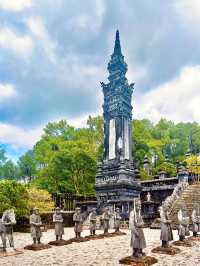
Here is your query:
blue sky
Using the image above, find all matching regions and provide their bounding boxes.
[0,0,200,160]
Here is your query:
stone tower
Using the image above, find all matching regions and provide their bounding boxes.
[95,30,141,217]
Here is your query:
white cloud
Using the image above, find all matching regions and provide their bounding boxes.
[26,16,57,62]
[0,27,33,57]
[0,84,16,101]
[0,0,33,12]
[134,65,200,123]
[127,66,148,83]
[174,0,200,30]
[0,123,42,149]
[68,0,105,32]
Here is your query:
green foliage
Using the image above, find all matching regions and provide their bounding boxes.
[1,117,200,195]
[154,162,177,177]
[140,169,152,181]
[18,150,37,181]
[32,119,98,194]
[0,147,19,180]
[0,180,54,217]
[133,119,200,167]
[0,180,29,217]
[27,187,55,213]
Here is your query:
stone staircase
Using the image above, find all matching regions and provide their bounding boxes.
[168,182,200,225]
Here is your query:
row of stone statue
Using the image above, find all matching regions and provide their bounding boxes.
[129,199,200,258]
[73,206,121,237]
[1,201,200,257]
[0,206,121,252]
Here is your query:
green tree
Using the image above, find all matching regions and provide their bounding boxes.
[1,160,19,180]
[0,180,29,217]
[18,150,37,182]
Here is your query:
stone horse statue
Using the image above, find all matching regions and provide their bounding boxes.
[0,209,16,251]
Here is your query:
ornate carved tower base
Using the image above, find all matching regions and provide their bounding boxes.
[95,30,141,217]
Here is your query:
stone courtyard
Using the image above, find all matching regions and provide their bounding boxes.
[1,228,200,266]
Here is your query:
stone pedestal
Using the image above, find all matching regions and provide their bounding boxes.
[96,160,141,218]
[24,243,51,251]
[151,246,181,255]
[119,255,158,265]
[48,239,72,246]
[172,239,194,247]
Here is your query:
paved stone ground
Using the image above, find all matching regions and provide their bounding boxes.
[0,228,200,266]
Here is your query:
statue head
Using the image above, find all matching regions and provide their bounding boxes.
[55,207,61,214]
[161,201,169,213]
[104,207,109,213]
[134,198,141,212]
[75,207,80,214]
[32,207,39,215]
[194,203,200,215]
[3,209,16,224]
[92,208,96,213]
[181,203,187,216]
[116,207,120,213]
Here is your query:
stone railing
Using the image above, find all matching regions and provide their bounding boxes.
[162,181,189,214]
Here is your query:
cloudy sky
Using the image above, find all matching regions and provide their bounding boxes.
[0,0,200,160]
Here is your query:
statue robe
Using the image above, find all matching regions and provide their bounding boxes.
[73,213,82,233]
[114,212,121,229]
[89,212,97,231]
[0,218,6,248]
[0,211,16,248]
[129,210,146,249]
[30,214,42,239]
[53,213,64,237]
[178,209,189,237]
[160,208,173,242]
[102,212,110,231]
[192,209,200,233]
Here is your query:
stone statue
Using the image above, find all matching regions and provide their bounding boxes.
[178,205,190,241]
[53,207,64,241]
[129,199,146,257]
[114,208,121,232]
[0,219,6,252]
[102,207,110,234]
[146,192,151,202]
[88,208,97,236]
[159,203,173,248]
[73,207,82,238]
[0,209,16,251]
[30,208,42,244]
[192,203,200,237]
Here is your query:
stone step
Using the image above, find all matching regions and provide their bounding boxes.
[168,183,200,224]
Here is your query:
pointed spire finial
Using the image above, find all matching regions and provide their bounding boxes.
[114,29,122,55]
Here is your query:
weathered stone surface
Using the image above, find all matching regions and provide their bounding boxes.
[24,243,51,251]
[151,245,181,255]
[119,255,157,265]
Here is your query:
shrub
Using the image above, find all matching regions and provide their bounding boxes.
[27,187,55,213]
[0,180,55,218]
[0,180,29,217]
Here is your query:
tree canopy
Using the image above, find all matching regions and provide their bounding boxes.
[1,117,200,194]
